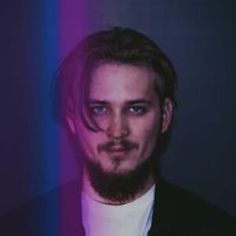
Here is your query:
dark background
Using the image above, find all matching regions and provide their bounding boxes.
[1,0,236,216]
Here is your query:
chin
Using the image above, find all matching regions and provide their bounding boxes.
[84,155,155,202]
[102,158,140,174]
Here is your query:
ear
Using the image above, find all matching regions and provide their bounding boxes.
[66,115,76,134]
[161,98,174,134]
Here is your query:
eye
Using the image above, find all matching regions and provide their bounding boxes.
[89,105,108,116]
[127,105,148,115]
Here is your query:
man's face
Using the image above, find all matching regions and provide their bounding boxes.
[69,63,173,175]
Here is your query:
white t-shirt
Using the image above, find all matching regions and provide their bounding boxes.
[81,185,155,236]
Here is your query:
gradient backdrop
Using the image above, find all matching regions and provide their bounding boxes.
[1,0,236,221]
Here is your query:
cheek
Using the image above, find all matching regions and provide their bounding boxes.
[72,119,107,160]
[77,126,105,157]
[133,111,161,136]
[143,126,160,148]
[81,131,96,146]
[132,117,161,154]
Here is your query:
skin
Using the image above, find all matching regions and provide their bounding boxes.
[67,63,173,204]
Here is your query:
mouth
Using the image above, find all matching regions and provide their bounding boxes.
[97,140,138,154]
[107,145,131,154]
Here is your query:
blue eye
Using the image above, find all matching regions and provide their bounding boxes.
[128,106,147,115]
[90,106,108,115]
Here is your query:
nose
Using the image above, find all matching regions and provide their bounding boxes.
[106,114,129,139]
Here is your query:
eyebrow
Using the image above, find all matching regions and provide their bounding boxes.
[88,99,152,105]
[88,100,110,105]
[125,99,152,106]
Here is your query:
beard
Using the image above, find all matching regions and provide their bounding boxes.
[84,152,156,203]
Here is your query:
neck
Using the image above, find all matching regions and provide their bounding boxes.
[82,169,155,205]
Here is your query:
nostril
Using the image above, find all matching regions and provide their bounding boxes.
[106,122,129,139]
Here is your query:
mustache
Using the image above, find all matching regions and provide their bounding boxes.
[97,139,138,153]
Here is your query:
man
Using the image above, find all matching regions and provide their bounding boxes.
[58,26,175,236]
[0,27,234,236]
[54,27,235,235]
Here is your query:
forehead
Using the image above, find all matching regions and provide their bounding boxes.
[89,63,159,102]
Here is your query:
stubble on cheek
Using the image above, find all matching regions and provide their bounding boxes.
[140,125,161,160]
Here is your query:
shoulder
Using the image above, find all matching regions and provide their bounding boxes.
[151,179,236,235]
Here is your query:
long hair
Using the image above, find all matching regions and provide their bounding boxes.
[52,26,177,133]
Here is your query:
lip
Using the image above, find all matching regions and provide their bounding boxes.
[107,146,130,153]
[109,148,127,152]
